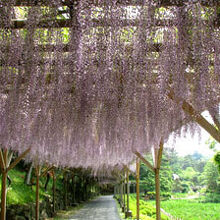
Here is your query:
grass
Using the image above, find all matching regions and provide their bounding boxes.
[149,198,220,220]
[0,167,59,205]
[171,192,197,199]
[117,194,169,220]
[117,193,220,220]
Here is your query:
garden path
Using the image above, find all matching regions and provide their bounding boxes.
[68,195,120,220]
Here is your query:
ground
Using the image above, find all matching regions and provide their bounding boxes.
[67,195,120,220]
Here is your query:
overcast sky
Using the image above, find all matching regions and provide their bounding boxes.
[165,111,220,158]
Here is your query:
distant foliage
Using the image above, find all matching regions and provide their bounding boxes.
[214,152,220,173]
[0,1,219,171]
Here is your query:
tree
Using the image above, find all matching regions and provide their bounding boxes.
[139,150,173,193]
[201,160,220,193]
[214,152,220,173]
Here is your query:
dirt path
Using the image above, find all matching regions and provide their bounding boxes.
[67,195,120,220]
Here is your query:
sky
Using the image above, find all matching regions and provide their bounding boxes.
[165,111,220,158]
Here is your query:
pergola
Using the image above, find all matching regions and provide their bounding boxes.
[0,0,220,219]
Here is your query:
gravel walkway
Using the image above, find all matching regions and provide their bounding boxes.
[68,195,121,220]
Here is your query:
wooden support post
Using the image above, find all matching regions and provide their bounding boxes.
[35,165,40,220]
[1,170,7,220]
[120,182,124,210]
[155,167,161,220]
[1,149,8,220]
[125,168,132,218]
[154,139,164,220]
[72,175,76,204]
[52,170,56,214]
[0,148,30,220]
[126,169,129,211]
[136,157,140,220]
[64,172,67,210]
[123,177,126,212]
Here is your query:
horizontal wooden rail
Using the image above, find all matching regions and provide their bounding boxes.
[0,43,164,53]
[1,18,218,30]
[13,0,220,7]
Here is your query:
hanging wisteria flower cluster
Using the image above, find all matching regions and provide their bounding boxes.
[0,0,219,171]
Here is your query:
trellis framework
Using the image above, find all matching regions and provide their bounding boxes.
[0,0,220,219]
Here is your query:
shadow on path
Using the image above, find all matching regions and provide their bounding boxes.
[69,195,120,220]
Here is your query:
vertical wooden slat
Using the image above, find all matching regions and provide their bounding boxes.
[136,158,140,220]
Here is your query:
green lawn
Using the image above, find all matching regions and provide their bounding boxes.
[149,198,220,220]
[0,168,57,205]
[119,193,220,220]
[119,194,169,220]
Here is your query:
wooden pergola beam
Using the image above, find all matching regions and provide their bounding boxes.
[168,90,220,143]
[0,149,6,171]
[40,166,54,178]
[0,43,164,53]
[7,148,31,172]
[2,18,176,30]
[134,151,154,172]
[13,0,220,7]
[1,18,218,30]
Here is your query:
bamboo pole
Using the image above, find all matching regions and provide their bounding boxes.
[35,165,40,220]
[136,158,140,220]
